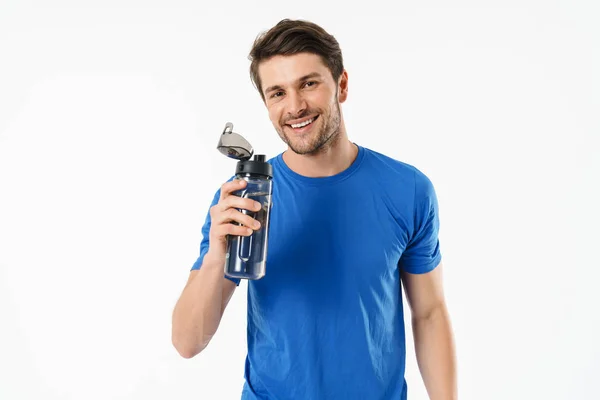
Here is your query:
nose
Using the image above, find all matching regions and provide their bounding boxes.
[286,90,307,118]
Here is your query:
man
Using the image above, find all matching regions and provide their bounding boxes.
[172,19,457,400]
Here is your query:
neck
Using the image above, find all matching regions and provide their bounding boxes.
[282,122,358,178]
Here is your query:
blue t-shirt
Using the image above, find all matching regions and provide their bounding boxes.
[191,144,442,400]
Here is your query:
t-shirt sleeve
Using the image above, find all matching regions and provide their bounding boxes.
[191,180,241,286]
[398,168,443,274]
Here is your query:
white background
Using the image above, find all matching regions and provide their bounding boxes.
[1,1,598,399]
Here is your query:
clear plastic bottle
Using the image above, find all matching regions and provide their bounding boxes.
[224,154,273,280]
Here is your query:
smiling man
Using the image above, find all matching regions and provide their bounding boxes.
[172,19,457,400]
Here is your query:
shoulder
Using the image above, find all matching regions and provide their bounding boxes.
[361,146,433,187]
[360,146,438,212]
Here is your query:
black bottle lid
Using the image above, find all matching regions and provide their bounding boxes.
[236,154,273,178]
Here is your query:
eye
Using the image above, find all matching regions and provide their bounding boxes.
[304,81,317,88]
[270,91,284,99]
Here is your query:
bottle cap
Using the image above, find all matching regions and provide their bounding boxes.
[236,154,273,178]
[217,122,254,160]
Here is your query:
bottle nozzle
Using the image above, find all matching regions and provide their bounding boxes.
[217,122,253,160]
[254,154,266,163]
[223,122,234,134]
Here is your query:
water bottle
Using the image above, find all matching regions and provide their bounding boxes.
[217,122,273,280]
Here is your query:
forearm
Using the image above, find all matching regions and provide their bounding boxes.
[171,253,226,358]
[412,305,457,400]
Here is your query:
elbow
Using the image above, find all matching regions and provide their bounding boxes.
[177,346,202,359]
[172,334,207,359]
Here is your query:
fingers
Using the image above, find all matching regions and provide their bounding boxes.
[214,207,261,230]
[213,220,255,238]
[209,206,260,239]
[210,179,264,242]
[219,178,246,202]
[220,194,262,214]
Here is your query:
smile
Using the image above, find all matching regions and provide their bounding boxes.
[287,115,319,131]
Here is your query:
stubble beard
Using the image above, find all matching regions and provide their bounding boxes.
[276,96,342,156]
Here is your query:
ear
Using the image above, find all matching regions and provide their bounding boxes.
[337,70,349,103]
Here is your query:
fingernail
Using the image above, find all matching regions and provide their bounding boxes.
[254,221,261,229]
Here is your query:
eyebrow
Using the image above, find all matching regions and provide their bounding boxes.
[264,72,323,96]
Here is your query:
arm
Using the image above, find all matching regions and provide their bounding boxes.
[171,178,262,359]
[171,253,237,359]
[402,262,457,400]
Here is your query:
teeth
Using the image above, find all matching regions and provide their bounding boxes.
[291,117,314,128]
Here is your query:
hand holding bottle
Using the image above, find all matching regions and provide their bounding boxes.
[205,179,263,262]
[216,122,274,280]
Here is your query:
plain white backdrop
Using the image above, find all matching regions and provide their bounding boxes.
[1,1,598,399]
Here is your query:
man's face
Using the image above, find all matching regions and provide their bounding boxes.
[258,53,347,155]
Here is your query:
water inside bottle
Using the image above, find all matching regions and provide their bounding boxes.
[225,190,271,279]
[238,192,270,261]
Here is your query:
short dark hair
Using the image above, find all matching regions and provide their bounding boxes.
[248,19,344,101]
